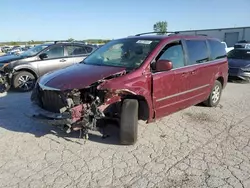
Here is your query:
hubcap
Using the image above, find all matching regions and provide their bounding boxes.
[212,85,220,103]
[18,75,34,90]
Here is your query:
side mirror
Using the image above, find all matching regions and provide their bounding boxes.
[155,59,173,72]
[39,53,48,60]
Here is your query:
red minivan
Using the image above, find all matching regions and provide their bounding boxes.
[31,32,228,145]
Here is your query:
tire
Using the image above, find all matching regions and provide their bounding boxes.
[204,80,222,107]
[13,71,36,92]
[120,99,139,145]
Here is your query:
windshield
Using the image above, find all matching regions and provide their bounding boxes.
[20,44,49,57]
[83,38,160,69]
[227,49,250,60]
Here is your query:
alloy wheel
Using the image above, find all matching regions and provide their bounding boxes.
[18,75,34,91]
[211,85,220,104]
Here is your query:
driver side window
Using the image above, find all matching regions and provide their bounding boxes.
[43,46,64,59]
[156,41,185,69]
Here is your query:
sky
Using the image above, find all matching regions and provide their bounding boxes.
[1,0,250,41]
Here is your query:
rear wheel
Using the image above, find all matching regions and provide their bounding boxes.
[120,99,138,145]
[13,71,36,92]
[204,80,222,107]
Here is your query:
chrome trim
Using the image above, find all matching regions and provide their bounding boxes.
[38,83,60,91]
[159,92,206,109]
[152,58,226,75]
[156,84,210,102]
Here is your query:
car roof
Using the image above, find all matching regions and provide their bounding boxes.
[40,42,96,48]
[231,48,250,51]
[125,34,220,42]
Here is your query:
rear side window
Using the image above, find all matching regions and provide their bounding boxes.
[185,40,209,65]
[208,40,227,60]
[66,45,87,56]
[85,46,93,53]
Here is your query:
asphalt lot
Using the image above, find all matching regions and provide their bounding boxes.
[0,82,250,188]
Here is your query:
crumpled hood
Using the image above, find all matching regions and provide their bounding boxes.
[39,63,126,90]
[228,58,250,68]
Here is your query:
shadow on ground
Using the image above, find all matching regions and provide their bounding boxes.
[0,91,121,145]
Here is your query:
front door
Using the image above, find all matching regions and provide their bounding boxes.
[152,40,190,119]
[37,45,71,76]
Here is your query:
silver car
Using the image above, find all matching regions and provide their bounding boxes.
[2,42,96,92]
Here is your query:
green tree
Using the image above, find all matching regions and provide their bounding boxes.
[153,21,168,34]
[67,38,74,42]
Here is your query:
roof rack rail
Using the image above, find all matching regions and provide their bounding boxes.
[135,31,179,36]
[196,34,207,36]
[54,40,86,44]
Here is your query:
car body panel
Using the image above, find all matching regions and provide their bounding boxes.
[228,59,250,79]
[228,49,250,79]
[31,34,228,134]
[0,55,25,67]
[39,63,126,90]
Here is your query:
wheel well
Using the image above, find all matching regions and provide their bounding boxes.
[123,95,149,121]
[217,76,224,87]
[15,69,38,79]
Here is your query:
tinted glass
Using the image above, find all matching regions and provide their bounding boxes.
[85,46,93,53]
[227,49,250,60]
[66,45,87,55]
[186,40,209,65]
[83,38,160,69]
[158,43,185,69]
[21,44,49,57]
[44,46,64,58]
[208,40,227,60]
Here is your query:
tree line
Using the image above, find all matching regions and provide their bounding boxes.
[0,39,111,46]
[1,21,167,46]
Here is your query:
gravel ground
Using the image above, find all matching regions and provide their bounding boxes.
[0,82,250,188]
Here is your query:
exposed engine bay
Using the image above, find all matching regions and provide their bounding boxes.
[31,72,128,140]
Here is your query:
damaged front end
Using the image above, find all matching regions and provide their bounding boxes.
[31,74,126,139]
[0,70,10,93]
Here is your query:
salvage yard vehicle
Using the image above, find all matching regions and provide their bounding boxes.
[234,40,250,49]
[1,41,96,92]
[228,48,250,81]
[31,32,228,145]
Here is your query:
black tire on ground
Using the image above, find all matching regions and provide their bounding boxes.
[13,71,36,92]
[204,80,222,107]
[120,99,139,145]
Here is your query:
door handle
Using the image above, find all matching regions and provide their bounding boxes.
[60,59,66,62]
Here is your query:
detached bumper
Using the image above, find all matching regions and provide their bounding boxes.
[31,102,82,126]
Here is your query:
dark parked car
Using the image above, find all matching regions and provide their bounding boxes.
[228,48,250,80]
[1,42,96,91]
[234,40,250,49]
[31,32,228,145]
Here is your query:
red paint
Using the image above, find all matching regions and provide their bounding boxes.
[39,64,126,90]
[39,34,228,123]
[71,104,85,122]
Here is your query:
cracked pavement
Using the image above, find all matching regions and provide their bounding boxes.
[0,82,250,188]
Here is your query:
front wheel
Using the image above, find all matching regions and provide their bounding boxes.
[120,99,139,145]
[13,71,36,92]
[204,80,222,107]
